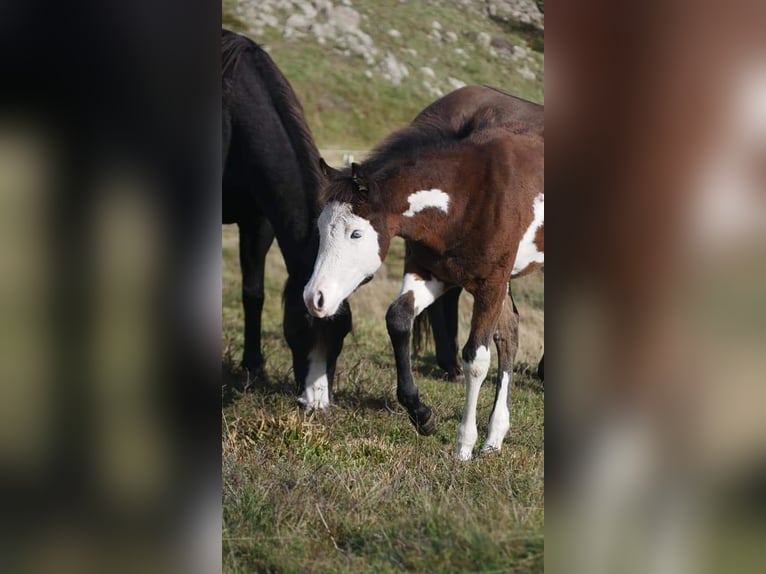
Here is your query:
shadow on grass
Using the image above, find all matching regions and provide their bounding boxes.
[412,354,544,392]
[222,357,296,408]
[412,354,461,383]
[333,388,392,413]
[514,361,545,393]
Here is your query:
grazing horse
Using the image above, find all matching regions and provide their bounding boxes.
[408,87,544,381]
[304,86,544,459]
[222,29,351,407]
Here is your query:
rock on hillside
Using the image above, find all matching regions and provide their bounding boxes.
[229,0,544,97]
[487,1,544,30]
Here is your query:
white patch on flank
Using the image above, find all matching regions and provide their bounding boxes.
[304,202,382,318]
[482,371,511,454]
[512,193,544,276]
[690,62,766,254]
[402,189,450,217]
[297,349,330,410]
[398,273,447,315]
[456,345,491,461]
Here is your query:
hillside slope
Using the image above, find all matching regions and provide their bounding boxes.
[223,0,544,149]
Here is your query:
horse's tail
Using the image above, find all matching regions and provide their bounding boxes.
[412,310,431,357]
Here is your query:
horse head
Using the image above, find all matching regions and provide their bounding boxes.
[304,160,393,318]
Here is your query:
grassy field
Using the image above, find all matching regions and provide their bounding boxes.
[222,229,544,573]
[222,3,544,571]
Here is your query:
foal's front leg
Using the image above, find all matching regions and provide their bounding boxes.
[386,270,447,435]
[456,286,507,460]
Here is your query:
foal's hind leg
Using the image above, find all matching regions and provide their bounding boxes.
[456,285,507,460]
[482,294,520,454]
[428,288,462,380]
[387,268,448,435]
[239,218,275,380]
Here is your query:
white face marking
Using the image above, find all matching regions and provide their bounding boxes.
[512,193,544,276]
[456,345,491,461]
[398,273,446,315]
[297,349,330,410]
[482,371,511,454]
[402,188,450,217]
[304,202,382,318]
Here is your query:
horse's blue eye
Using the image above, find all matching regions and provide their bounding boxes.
[350,230,362,239]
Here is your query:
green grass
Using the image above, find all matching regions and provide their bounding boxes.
[223,0,544,149]
[223,229,544,573]
[222,4,544,571]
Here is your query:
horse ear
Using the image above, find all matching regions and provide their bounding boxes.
[319,157,339,178]
[351,162,368,193]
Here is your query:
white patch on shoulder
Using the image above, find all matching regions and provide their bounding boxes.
[398,273,447,315]
[512,193,544,276]
[402,189,450,217]
[297,349,330,410]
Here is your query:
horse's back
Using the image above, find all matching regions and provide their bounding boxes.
[414,85,543,136]
[222,30,269,223]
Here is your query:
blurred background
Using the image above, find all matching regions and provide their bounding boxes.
[547,2,766,573]
[1,1,765,573]
[0,2,220,573]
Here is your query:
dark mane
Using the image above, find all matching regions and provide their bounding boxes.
[366,105,536,174]
[364,115,473,174]
[320,108,528,206]
[221,29,250,79]
[222,29,324,200]
[319,167,365,206]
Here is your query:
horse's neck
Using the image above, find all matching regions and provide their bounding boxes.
[266,173,323,286]
[273,132,324,271]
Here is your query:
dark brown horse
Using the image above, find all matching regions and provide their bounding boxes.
[222,30,352,407]
[304,86,544,460]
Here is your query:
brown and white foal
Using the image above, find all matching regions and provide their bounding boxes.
[304,110,543,460]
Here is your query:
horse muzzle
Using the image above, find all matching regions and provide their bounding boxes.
[304,287,328,318]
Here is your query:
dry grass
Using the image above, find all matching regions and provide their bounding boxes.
[222,1,545,568]
[222,226,544,573]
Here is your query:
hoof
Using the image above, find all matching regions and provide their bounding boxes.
[409,407,436,436]
[456,446,474,461]
[297,385,331,412]
[297,397,331,413]
[443,369,461,383]
[439,362,462,382]
[480,444,501,456]
[244,364,267,385]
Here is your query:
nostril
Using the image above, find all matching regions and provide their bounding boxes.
[316,291,324,309]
